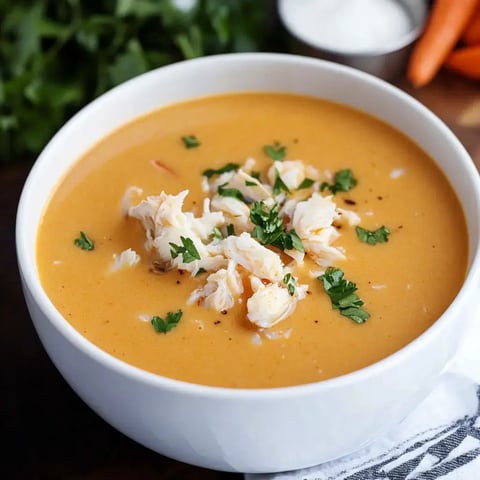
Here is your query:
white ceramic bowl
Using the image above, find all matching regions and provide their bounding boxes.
[16,53,480,474]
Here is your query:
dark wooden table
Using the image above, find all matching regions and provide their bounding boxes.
[2,70,479,479]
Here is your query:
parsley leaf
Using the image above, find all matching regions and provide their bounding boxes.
[283,273,296,296]
[181,135,200,149]
[263,142,286,161]
[320,169,357,194]
[356,225,391,245]
[74,231,94,251]
[318,267,370,324]
[169,236,201,263]
[202,162,239,178]
[245,180,258,187]
[297,178,315,190]
[195,268,207,276]
[227,224,235,236]
[151,310,182,334]
[250,201,304,253]
[272,170,290,196]
[218,184,246,202]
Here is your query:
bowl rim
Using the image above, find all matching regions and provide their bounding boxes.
[277,0,428,57]
[16,51,480,400]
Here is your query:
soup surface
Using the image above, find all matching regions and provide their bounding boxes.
[37,93,468,388]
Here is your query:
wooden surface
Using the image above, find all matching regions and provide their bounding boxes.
[2,70,479,479]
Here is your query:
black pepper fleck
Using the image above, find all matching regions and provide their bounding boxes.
[344,198,356,205]
[214,320,221,325]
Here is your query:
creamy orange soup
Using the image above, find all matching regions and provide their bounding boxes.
[36,93,468,388]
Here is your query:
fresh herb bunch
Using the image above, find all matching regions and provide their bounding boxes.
[0,0,281,163]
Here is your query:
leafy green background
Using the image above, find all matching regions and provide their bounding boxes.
[0,0,286,164]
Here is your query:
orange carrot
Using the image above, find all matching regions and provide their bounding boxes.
[462,2,480,45]
[407,0,477,87]
[444,44,480,79]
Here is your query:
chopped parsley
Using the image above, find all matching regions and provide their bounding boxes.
[218,184,246,202]
[151,310,183,334]
[202,162,239,178]
[356,225,391,245]
[245,180,258,187]
[320,169,357,194]
[272,170,290,196]
[227,224,235,236]
[169,236,201,263]
[297,178,315,190]
[181,135,200,149]
[211,227,223,240]
[263,142,286,161]
[283,273,296,296]
[74,231,94,251]
[250,201,304,253]
[250,171,262,181]
[318,267,370,324]
[195,268,207,277]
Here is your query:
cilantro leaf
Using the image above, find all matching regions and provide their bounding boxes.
[355,226,390,245]
[169,236,201,263]
[297,178,315,190]
[181,135,200,149]
[318,267,370,324]
[250,201,304,253]
[151,309,183,334]
[263,142,286,161]
[202,162,239,178]
[320,169,357,194]
[74,231,95,251]
[283,273,296,296]
[218,184,246,202]
[272,169,290,196]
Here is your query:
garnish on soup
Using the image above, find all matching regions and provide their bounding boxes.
[263,142,286,161]
[74,231,95,251]
[151,310,183,333]
[128,155,363,329]
[318,267,370,324]
[355,225,391,245]
[181,135,200,149]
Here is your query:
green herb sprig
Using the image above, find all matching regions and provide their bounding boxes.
[283,273,296,296]
[74,231,94,251]
[264,142,286,161]
[250,201,304,253]
[320,169,357,194]
[151,310,182,334]
[181,135,200,148]
[356,226,391,245]
[318,267,370,324]
[218,184,246,202]
[169,236,201,263]
[1,1,278,164]
[202,163,239,178]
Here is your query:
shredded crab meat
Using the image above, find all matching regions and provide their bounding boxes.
[267,160,319,191]
[222,232,284,282]
[188,260,243,311]
[129,156,360,329]
[246,276,305,329]
[210,195,252,233]
[121,186,144,216]
[110,248,141,272]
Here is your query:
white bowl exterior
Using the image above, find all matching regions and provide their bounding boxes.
[17,54,480,473]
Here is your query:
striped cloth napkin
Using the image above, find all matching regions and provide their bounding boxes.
[246,318,480,480]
